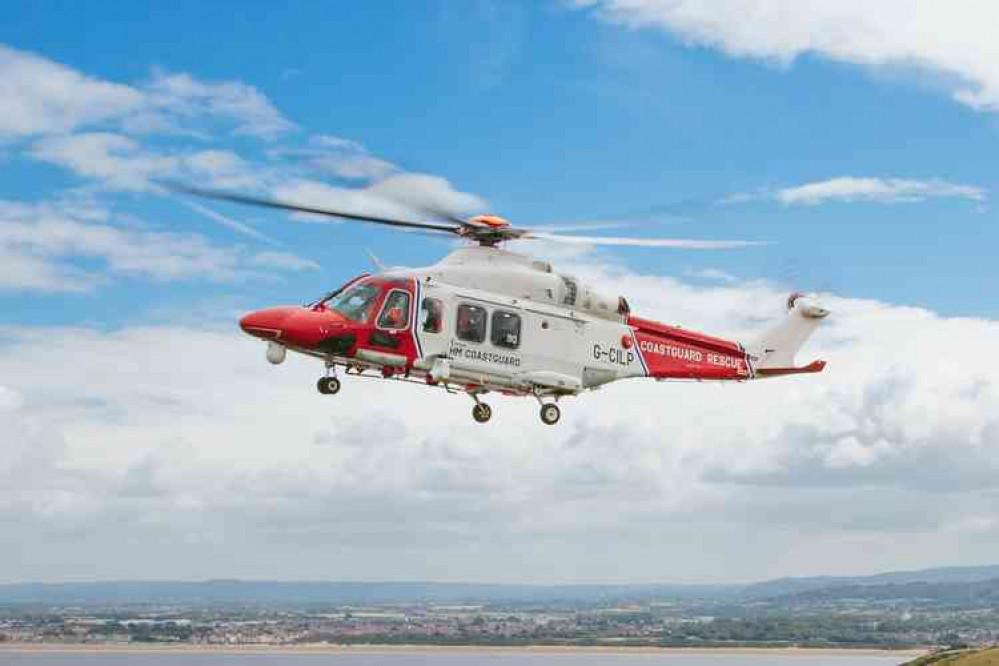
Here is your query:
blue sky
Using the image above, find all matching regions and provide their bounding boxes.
[2,1,997,326]
[3,2,999,583]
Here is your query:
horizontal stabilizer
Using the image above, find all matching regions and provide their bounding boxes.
[755,360,826,377]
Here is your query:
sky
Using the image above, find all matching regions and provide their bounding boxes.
[1,0,998,584]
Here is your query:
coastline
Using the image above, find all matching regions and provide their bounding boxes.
[0,642,930,657]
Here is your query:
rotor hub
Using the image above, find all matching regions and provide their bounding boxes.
[468,214,510,229]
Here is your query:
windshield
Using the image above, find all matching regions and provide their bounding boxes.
[322,282,381,322]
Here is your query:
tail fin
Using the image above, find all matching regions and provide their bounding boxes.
[747,293,829,377]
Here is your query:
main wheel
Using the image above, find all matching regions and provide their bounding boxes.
[540,403,561,425]
[472,402,492,423]
[317,376,341,395]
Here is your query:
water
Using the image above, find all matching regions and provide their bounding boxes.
[0,650,915,666]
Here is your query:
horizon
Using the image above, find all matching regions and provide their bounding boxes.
[6,562,999,588]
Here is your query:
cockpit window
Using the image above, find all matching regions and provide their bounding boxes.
[323,282,381,322]
[377,290,411,330]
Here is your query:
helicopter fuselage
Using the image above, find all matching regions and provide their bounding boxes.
[238,247,828,424]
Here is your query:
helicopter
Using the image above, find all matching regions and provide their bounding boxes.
[175,185,829,425]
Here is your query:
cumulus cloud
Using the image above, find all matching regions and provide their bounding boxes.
[4,38,994,583]
[0,199,316,291]
[684,268,737,282]
[299,134,399,182]
[29,133,267,192]
[1,44,488,297]
[0,44,144,138]
[144,69,295,140]
[575,1,999,113]
[0,44,294,141]
[273,172,487,223]
[0,247,102,293]
[30,133,177,191]
[3,42,480,245]
[720,176,986,207]
[1,261,997,581]
[776,177,986,206]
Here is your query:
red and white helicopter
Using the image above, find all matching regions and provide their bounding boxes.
[179,186,829,425]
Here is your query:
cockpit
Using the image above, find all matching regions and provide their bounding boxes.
[321,281,382,322]
[312,277,412,328]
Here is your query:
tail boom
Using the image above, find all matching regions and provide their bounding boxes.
[627,293,829,382]
[628,316,753,381]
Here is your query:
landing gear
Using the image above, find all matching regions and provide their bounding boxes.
[318,361,341,396]
[317,376,341,395]
[472,402,492,424]
[540,403,561,426]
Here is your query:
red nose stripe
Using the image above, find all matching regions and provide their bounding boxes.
[239,307,296,340]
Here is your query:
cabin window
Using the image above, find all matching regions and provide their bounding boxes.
[377,290,411,330]
[491,311,521,349]
[456,304,487,343]
[420,297,443,334]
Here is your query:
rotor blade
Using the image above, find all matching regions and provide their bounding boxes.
[166,183,461,235]
[522,221,634,233]
[523,232,765,249]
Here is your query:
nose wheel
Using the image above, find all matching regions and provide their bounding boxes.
[540,403,561,425]
[472,402,492,424]
[317,376,341,395]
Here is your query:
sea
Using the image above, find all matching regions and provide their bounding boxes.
[0,651,918,666]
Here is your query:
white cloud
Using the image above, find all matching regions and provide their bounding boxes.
[576,1,999,113]
[2,43,484,257]
[30,133,177,191]
[1,260,997,581]
[30,133,267,192]
[719,176,986,207]
[0,247,102,293]
[273,172,487,223]
[0,44,294,141]
[266,134,400,183]
[776,177,986,206]
[144,69,295,140]
[315,153,398,182]
[366,172,487,217]
[309,135,365,151]
[251,250,320,272]
[0,199,316,291]
[0,44,144,138]
[684,267,737,282]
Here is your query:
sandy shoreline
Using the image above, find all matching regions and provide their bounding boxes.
[0,642,930,657]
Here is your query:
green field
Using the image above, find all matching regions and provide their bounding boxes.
[906,648,999,665]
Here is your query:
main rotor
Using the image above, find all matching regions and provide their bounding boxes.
[168,184,762,250]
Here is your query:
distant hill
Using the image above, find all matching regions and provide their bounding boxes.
[783,578,999,606]
[743,565,999,599]
[3,564,998,606]
[0,580,738,605]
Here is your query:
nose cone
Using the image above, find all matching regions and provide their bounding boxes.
[239,307,297,340]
